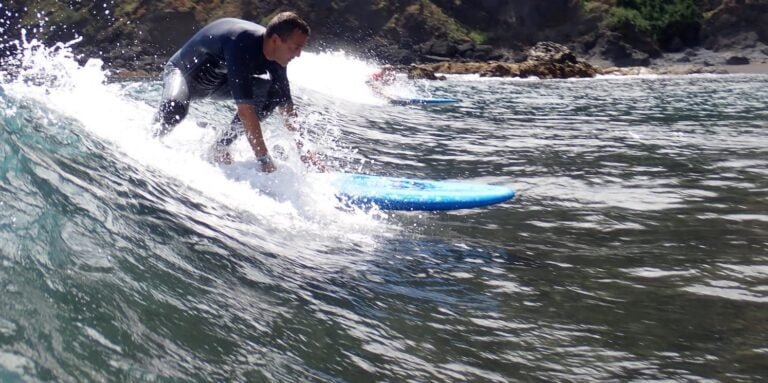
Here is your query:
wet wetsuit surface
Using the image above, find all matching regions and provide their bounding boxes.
[168,17,292,107]
[155,18,295,144]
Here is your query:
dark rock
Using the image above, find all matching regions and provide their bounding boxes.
[110,69,153,80]
[457,42,475,57]
[517,60,598,79]
[390,49,417,65]
[479,63,515,77]
[706,32,759,51]
[112,59,127,69]
[607,19,662,58]
[399,38,415,50]
[475,45,494,55]
[701,2,768,51]
[526,42,577,64]
[511,52,528,63]
[420,55,453,63]
[406,66,446,80]
[600,36,651,67]
[427,40,458,57]
[414,62,491,75]
[143,11,199,56]
[413,43,598,79]
[364,37,415,64]
[467,45,494,60]
[663,37,686,53]
[725,56,750,65]
[487,50,507,62]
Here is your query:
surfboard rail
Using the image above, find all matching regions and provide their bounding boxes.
[389,97,460,106]
[330,173,515,211]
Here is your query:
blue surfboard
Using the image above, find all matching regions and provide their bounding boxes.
[330,173,515,211]
[389,97,460,106]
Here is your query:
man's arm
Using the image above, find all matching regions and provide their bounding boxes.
[237,103,276,173]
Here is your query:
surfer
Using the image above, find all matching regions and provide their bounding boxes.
[153,13,323,172]
[366,64,397,98]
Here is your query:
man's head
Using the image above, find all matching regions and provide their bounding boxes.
[264,12,310,67]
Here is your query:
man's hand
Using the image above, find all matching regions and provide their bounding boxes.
[261,160,277,173]
[300,150,327,172]
[257,153,276,173]
[278,104,327,172]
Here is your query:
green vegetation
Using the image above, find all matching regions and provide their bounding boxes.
[468,30,489,45]
[379,0,473,43]
[601,0,702,47]
[603,6,652,34]
[581,0,609,14]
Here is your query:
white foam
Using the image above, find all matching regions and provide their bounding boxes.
[290,50,423,102]
[291,51,384,104]
[1,36,393,249]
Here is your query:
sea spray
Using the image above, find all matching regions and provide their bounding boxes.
[0,34,394,265]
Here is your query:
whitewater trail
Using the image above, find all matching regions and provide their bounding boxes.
[1,36,415,260]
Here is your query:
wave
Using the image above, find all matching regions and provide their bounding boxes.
[0,37,408,380]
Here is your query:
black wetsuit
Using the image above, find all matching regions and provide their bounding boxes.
[155,18,293,145]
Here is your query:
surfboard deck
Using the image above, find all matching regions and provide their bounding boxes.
[389,97,460,106]
[329,173,515,211]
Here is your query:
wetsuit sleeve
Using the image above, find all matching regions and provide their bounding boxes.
[267,64,293,107]
[225,32,257,104]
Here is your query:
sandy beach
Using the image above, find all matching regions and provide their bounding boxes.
[718,62,768,74]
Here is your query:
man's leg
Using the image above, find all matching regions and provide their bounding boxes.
[209,114,244,164]
[217,114,245,146]
[154,65,190,137]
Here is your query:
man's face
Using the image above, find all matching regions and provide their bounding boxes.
[272,30,308,67]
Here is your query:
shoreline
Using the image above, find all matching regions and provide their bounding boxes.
[716,62,768,74]
[106,57,768,82]
[600,62,768,77]
[98,41,768,81]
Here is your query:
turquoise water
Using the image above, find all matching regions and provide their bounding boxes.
[1,44,768,382]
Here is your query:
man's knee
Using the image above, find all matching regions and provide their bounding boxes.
[158,100,188,125]
[154,100,189,136]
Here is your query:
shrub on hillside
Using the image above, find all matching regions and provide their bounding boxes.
[602,0,702,50]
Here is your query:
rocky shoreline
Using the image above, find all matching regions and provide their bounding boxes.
[2,1,766,82]
[105,41,768,83]
[395,38,768,80]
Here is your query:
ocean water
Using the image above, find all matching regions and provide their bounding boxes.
[1,38,768,382]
